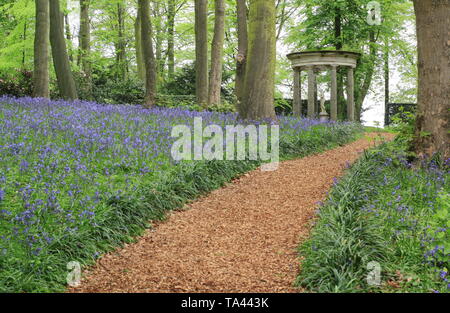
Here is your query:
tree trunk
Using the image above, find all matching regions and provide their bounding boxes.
[384,40,390,127]
[135,7,145,81]
[334,6,345,120]
[334,6,342,50]
[33,0,49,98]
[116,1,127,80]
[235,0,248,115]
[64,12,73,62]
[208,0,225,106]
[413,0,450,159]
[49,0,77,100]
[241,0,276,120]
[79,0,92,99]
[167,0,175,80]
[22,22,27,67]
[139,0,157,107]
[194,0,208,108]
[153,1,164,82]
[355,31,377,121]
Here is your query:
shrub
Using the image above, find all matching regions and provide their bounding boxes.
[0,69,33,97]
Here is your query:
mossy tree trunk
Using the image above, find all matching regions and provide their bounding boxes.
[194,0,208,108]
[33,0,49,98]
[49,0,77,100]
[241,0,276,120]
[208,0,225,106]
[135,7,145,81]
[116,1,127,80]
[413,0,450,159]
[79,0,92,99]
[167,0,176,80]
[139,0,157,107]
[235,0,248,115]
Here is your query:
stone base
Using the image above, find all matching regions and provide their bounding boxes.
[319,113,329,122]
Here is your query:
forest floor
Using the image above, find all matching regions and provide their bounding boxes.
[69,132,395,293]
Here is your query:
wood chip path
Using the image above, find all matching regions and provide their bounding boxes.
[70,133,394,293]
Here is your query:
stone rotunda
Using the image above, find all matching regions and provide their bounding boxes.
[286,50,361,121]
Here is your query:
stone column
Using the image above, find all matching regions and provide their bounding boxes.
[347,67,355,121]
[293,68,301,116]
[330,65,338,121]
[307,67,315,118]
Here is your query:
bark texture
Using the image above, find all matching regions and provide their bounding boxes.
[49,0,78,100]
[135,7,145,81]
[413,0,450,159]
[194,0,209,108]
[33,0,49,98]
[355,31,377,121]
[167,0,175,79]
[208,0,225,106]
[241,0,276,120]
[79,0,92,99]
[139,0,157,107]
[384,40,390,127]
[235,0,248,115]
[116,1,127,80]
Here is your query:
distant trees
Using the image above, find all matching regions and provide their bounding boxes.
[33,0,49,98]
[412,0,450,159]
[23,0,439,129]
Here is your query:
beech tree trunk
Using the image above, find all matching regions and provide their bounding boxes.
[153,1,164,81]
[241,0,276,120]
[79,0,92,99]
[116,1,127,80]
[49,0,77,100]
[139,0,157,107]
[135,8,145,81]
[384,40,390,127]
[413,0,450,159]
[194,0,208,108]
[33,0,49,98]
[64,12,73,62]
[235,0,248,115]
[334,7,346,120]
[167,0,175,80]
[208,0,225,106]
[355,31,377,121]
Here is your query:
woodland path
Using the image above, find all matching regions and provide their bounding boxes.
[70,133,394,293]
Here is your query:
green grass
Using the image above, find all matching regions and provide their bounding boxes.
[297,140,450,293]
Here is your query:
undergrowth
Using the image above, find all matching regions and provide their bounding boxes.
[297,140,450,293]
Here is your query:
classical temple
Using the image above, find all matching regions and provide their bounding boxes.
[286,50,361,121]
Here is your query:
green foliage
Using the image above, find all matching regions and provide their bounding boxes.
[0,69,33,97]
[388,107,416,150]
[160,63,197,95]
[425,192,450,269]
[297,141,450,293]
